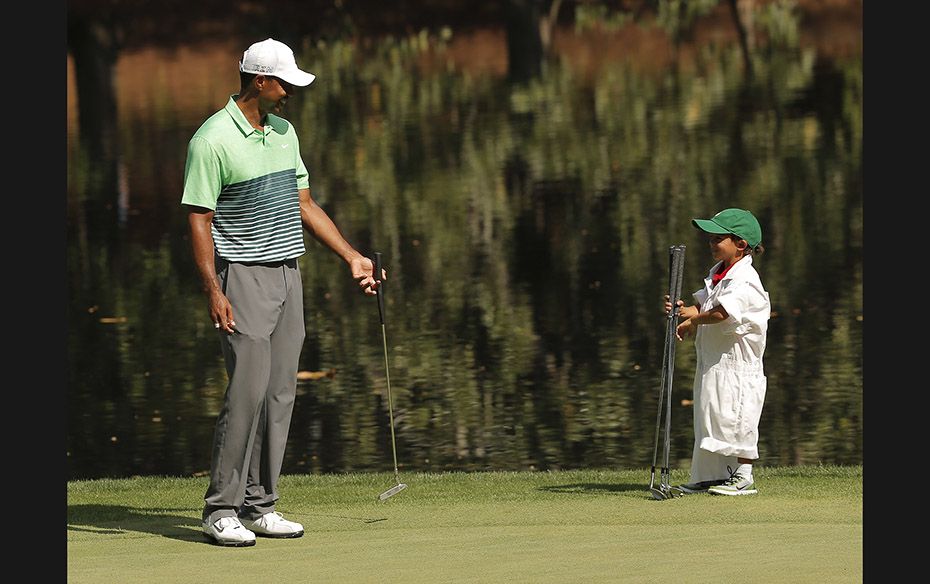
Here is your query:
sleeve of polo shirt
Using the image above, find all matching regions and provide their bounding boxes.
[293,132,310,190]
[181,137,223,210]
[714,280,770,336]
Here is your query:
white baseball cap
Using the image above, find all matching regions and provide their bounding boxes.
[239,38,316,87]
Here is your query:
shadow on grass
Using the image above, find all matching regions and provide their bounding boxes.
[287,512,387,524]
[538,483,649,495]
[67,504,208,545]
[67,505,391,544]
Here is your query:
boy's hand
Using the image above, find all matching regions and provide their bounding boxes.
[664,295,698,320]
[676,319,695,341]
[663,295,684,315]
[678,305,699,320]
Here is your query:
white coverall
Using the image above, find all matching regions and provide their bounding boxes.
[688,256,770,483]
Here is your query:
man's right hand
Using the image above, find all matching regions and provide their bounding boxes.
[208,289,236,334]
[349,254,386,296]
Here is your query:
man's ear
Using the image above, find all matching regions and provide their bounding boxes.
[254,74,267,91]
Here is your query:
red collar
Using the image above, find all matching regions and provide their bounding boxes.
[712,261,738,286]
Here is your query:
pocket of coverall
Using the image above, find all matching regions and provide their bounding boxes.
[737,373,767,441]
[705,364,744,445]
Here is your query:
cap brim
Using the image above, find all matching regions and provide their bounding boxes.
[276,69,316,87]
[692,218,732,235]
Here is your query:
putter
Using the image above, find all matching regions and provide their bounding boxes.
[648,244,686,500]
[373,252,408,501]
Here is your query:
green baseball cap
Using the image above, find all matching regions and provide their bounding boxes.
[692,208,762,248]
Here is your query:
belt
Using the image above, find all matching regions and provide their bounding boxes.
[218,257,298,269]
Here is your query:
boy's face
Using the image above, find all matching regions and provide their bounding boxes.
[708,233,747,264]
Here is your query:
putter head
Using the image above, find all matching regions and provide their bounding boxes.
[378,483,408,501]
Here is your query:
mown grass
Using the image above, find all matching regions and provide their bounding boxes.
[68,466,862,583]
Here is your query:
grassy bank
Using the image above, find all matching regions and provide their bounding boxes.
[68,466,862,583]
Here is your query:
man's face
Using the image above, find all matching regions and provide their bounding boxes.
[257,76,296,114]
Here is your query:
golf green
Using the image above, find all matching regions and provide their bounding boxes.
[68,466,862,583]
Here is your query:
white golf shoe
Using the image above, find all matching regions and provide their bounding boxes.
[241,511,304,538]
[203,516,256,547]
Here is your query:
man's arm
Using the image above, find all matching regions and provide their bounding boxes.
[186,205,236,333]
[298,188,384,295]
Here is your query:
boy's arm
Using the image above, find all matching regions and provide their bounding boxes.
[664,299,727,323]
[685,304,729,325]
[675,304,729,340]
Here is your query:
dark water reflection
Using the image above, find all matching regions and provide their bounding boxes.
[67,19,861,479]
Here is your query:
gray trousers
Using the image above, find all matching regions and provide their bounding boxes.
[202,257,305,525]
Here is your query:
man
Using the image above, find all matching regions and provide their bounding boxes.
[181,38,383,547]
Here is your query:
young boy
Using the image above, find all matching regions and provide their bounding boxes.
[666,208,770,495]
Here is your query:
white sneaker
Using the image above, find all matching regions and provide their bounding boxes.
[708,471,758,496]
[241,511,304,538]
[203,516,256,547]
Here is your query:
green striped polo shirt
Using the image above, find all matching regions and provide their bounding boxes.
[181,95,310,263]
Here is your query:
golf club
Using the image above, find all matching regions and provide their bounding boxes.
[373,251,408,501]
[649,244,686,500]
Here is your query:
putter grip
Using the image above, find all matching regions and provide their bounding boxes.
[374,252,385,325]
[667,247,679,317]
[669,245,686,316]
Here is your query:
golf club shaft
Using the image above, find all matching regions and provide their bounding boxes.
[653,245,685,489]
[663,247,680,473]
[662,246,686,478]
[650,248,675,478]
[374,252,400,483]
[381,323,400,481]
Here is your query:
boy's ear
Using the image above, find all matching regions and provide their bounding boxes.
[735,238,748,250]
